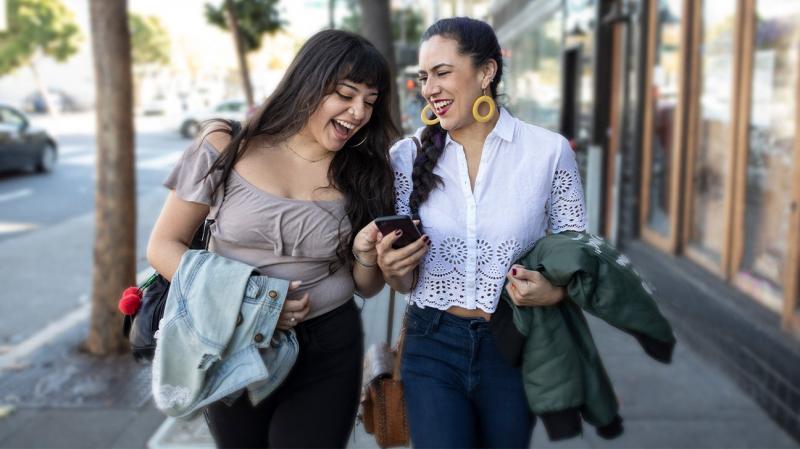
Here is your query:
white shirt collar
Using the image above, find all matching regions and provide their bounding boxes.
[444,107,515,147]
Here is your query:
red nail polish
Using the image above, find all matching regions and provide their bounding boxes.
[512,268,517,276]
[395,229,402,236]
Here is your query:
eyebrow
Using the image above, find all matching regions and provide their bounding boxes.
[418,63,454,76]
[338,82,379,97]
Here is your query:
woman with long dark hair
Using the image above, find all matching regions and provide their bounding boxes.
[147,29,398,448]
[375,17,588,448]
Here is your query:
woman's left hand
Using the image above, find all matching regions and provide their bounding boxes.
[352,220,380,266]
[277,282,310,330]
[505,265,566,307]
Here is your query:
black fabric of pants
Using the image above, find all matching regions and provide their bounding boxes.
[203,299,364,448]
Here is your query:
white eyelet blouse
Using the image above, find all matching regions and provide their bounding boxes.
[390,107,587,313]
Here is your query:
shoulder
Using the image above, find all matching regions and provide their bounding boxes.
[389,134,420,171]
[198,121,237,154]
[513,118,569,155]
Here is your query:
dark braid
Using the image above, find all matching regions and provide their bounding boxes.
[409,124,447,215]
[409,17,503,216]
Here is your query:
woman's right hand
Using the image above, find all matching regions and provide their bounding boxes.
[375,225,430,286]
[277,281,310,331]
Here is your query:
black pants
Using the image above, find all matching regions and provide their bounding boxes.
[204,299,364,448]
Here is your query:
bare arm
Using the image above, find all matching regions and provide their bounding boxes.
[146,191,209,282]
[351,220,385,298]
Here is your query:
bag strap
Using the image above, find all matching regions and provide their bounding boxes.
[410,135,421,149]
[392,310,407,380]
[388,135,422,380]
[193,120,242,251]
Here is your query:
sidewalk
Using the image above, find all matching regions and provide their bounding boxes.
[1,289,798,448]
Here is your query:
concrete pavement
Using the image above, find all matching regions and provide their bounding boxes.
[2,281,798,448]
[145,289,800,449]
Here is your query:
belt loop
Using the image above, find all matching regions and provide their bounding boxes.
[430,308,444,331]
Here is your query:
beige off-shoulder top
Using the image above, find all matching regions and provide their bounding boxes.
[164,139,354,319]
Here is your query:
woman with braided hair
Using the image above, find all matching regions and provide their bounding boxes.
[374,17,588,448]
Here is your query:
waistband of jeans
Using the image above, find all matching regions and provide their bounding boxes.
[298,297,357,330]
[407,303,490,330]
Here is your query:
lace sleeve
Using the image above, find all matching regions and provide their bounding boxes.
[547,138,587,233]
[390,138,416,216]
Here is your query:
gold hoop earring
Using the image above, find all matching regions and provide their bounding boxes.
[350,134,368,147]
[472,89,496,123]
[420,104,440,126]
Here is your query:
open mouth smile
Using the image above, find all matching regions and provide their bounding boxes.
[331,118,357,140]
[431,99,453,116]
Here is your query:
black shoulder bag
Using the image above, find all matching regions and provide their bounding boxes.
[122,121,238,363]
[122,218,215,362]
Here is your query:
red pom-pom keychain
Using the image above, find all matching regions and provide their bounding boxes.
[117,273,157,316]
[118,291,142,315]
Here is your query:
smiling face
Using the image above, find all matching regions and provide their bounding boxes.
[418,35,496,131]
[303,80,378,152]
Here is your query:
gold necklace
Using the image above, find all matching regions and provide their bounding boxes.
[284,141,332,163]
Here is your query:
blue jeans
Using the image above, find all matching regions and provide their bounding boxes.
[401,305,534,448]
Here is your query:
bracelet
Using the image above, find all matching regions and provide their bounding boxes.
[352,248,377,268]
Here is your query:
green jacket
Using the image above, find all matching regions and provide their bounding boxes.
[502,231,675,439]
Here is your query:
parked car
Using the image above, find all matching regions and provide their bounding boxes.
[179,100,247,138]
[21,89,83,114]
[0,104,57,173]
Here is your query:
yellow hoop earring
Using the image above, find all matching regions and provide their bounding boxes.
[472,90,496,123]
[420,104,440,125]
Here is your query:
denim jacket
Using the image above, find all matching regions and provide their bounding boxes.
[152,250,299,419]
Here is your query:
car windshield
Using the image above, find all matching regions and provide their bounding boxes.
[0,107,25,127]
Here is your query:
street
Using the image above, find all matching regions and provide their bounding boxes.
[0,112,186,347]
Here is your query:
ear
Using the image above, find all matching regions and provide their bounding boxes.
[480,60,498,90]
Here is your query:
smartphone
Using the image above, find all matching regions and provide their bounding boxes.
[374,215,424,249]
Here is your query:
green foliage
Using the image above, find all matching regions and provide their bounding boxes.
[391,7,423,43]
[339,0,360,33]
[0,0,82,75]
[205,0,284,53]
[339,1,423,43]
[129,13,170,66]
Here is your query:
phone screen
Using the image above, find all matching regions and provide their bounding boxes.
[374,215,423,249]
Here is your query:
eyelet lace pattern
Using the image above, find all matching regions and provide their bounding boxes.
[549,168,586,234]
[389,117,587,313]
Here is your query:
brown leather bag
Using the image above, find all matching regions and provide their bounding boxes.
[359,290,410,448]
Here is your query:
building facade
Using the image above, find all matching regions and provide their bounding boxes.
[487,0,800,440]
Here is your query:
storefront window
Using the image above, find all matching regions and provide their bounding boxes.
[687,0,737,263]
[504,9,563,130]
[735,1,800,307]
[645,0,682,236]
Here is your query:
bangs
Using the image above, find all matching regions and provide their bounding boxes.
[334,44,391,93]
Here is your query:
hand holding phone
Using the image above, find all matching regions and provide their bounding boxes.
[374,215,423,249]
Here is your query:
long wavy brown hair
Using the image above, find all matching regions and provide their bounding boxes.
[205,29,399,268]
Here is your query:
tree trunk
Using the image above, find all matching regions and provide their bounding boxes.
[359,0,401,129]
[29,60,60,117]
[226,0,254,108]
[86,0,136,355]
